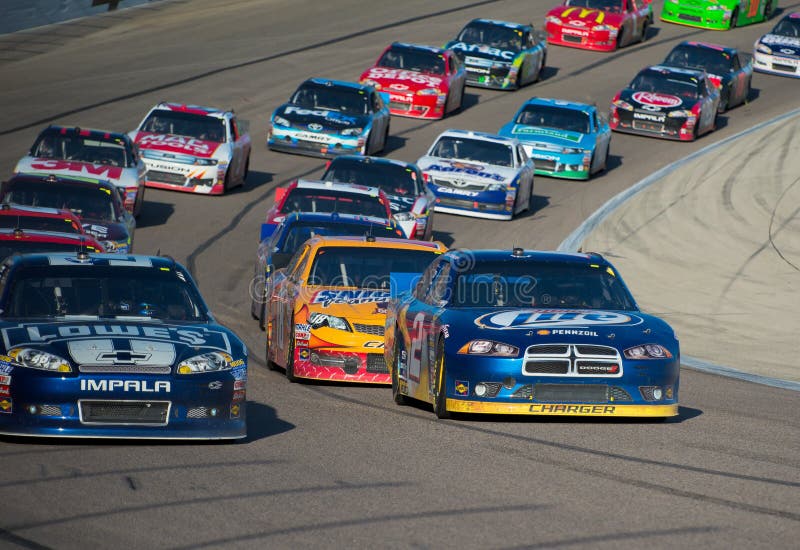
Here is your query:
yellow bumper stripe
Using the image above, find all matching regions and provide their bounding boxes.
[446,399,678,417]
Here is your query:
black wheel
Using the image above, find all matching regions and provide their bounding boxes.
[265,320,279,371]
[640,21,648,43]
[515,62,523,89]
[433,339,450,419]
[764,0,773,19]
[536,53,546,82]
[603,145,610,172]
[285,320,298,382]
[222,169,230,193]
[391,333,409,406]
[380,124,389,154]
[243,157,250,183]
[744,78,752,105]
[730,8,739,29]
[718,89,729,114]
[258,298,267,331]
[616,27,625,49]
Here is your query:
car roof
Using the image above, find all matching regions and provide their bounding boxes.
[390,42,449,54]
[293,179,384,197]
[151,102,230,119]
[328,155,418,170]
[305,235,446,252]
[0,228,93,244]
[6,253,178,269]
[434,129,519,146]
[280,211,393,226]
[303,78,372,93]
[0,204,75,218]
[677,41,738,55]
[38,125,131,142]
[469,18,529,31]
[644,65,706,78]
[520,97,595,112]
[4,173,118,192]
[445,249,609,266]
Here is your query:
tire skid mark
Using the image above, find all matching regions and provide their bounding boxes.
[768,177,800,272]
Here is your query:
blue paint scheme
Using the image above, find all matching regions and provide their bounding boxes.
[0,253,247,439]
[268,78,391,159]
[498,98,612,180]
[385,250,680,417]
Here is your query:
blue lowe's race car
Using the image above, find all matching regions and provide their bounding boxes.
[0,253,247,440]
[384,249,680,419]
[250,211,406,329]
[268,78,391,158]
[445,18,547,90]
[498,98,611,180]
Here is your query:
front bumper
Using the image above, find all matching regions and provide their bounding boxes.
[523,147,591,180]
[430,187,514,220]
[386,92,447,119]
[660,8,731,30]
[268,127,364,159]
[611,111,696,141]
[143,160,225,195]
[0,369,247,439]
[292,348,390,383]
[546,23,618,52]
[464,66,516,89]
[753,52,800,78]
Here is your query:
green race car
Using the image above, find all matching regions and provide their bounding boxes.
[661,0,774,30]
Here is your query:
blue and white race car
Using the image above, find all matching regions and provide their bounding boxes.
[417,130,534,220]
[445,18,547,90]
[754,12,800,78]
[384,248,680,419]
[268,78,391,158]
[498,98,611,180]
[0,253,248,440]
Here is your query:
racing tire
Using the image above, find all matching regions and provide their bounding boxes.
[515,63,523,90]
[380,124,389,154]
[391,333,410,406]
[536,53,546,82]
[603,145,610,172]
[718,89,729,114]
[616,28,625,50]
[764,0,773,19]
[243,157,250,183]
[433,338,450,419]
[265,321,279,371]
[284,320,299,382]
[527,183,533,212]
[730,8,739,29]
[222,169,231,194]
[640,21,648,43]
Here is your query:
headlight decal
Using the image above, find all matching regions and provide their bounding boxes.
[177,351,236,374]
[8,348,71,372]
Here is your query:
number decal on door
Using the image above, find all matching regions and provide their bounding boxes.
[408,312,425,383]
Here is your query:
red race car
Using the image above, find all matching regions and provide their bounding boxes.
[0,228,105,261]
[545,0,653,52]
[0,204,85,235]
[360,42,466,120]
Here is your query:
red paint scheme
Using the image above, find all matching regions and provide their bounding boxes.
[28,159,124,180]
[133,132,221,158]
[0,229,105,253]
[264,181,392,225]
[545,0,652,52]
[0,206,85,235]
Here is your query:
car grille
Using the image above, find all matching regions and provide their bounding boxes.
[527,345,568,355]
[436,197,504,211]
[633,121,665,133]
[535,159,557,172]
[678,14,702,22]
[524,360,570,375]
[434,179,487,191]
[523,344,622,377]
[609,386,633,402]
[478,382,503,397]
[354,323,384,336]
[562,34,583,44]
[535,384,608,403]
[147,170,187,185]
[512,384,534,399]
[575,345,617,356]
[366,353,388,374]
[80,400,170,425]
[390,101,412,112]
[773,63,798,72]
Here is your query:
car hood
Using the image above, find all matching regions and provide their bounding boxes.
[758,34,800,56]
[499,124,591,148]
[620,89,699,113]
[417,156,517,184]
[0,320,243,367]
[306,288,391,321]
[548,6,624,28]
[15,157,134,186]
[360,67,446,91]
[446,40,518,64]
[132,131,222,159]
[274,104,369,131]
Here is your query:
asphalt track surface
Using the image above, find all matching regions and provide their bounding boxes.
[0,1,798,547]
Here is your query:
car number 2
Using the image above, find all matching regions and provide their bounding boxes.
[408,312,425,383]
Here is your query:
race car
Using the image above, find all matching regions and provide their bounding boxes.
[0,204,85,235]
[610,65,720,141]
[498,98,611,179]
[0,252,248,440]
[268,79,390,158]
[0,228,105,261]
[15,125,146,216]
[384,248,680,419]
[444,18,547,90]
[320,156,435,239]
[417,130,534,220]
[251,212,406,330]
[0,174,136,253]
[264,180,392,227]
[130,102,251,195]
[359,42,466,119]
[545,0,653,52]
[754,12,800,78]
[662,41,752,112]
[661,0,774,30]
[264,236,446,383]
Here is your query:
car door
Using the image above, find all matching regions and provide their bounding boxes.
[272,244,310,362]
[516,144,534,207]
[697,78,716,133]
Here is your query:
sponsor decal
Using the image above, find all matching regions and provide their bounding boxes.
[427,163,506,182]
[0,364,12,375]
[562,28,588,36]
[137,133,219,157]
[476,310,640,329]
[561,7,606,24]
[761,35,800,47]
[229,359,245,368]
[389,84,409,91]
[442,325,450,339]
[80,379,171,393]
[230,404,240,418]
[284,105,357,124]
[437,186,479,197]
[294,323,311,342]
[232,390,246,402]
[364,341,384,348]
[234,380,246,391]
[231,366,247,381]
[0,375,10,384]
[512,126,582,141]
[449,42,515,60]
[0,398,11,413]
[2,324,232,351]
[0,385,9,397]
[82,224,109,238]
[464,56,494,68]
[208,381,223,390]
[455,380,469,396]
[311,290,391,308]
[29,159,123,180]
[366,67,442,86]
[632,92,682,108]
[299,349,310,360]
[633,112,666,122]
[530,404,615,414]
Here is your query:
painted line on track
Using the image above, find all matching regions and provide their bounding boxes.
[557,107,800,392]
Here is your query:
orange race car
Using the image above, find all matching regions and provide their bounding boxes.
[264,235,446,383]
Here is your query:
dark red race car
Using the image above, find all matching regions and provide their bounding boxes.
[0,228,104,261]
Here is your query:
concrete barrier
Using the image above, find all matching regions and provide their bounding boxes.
[0,0,164,35]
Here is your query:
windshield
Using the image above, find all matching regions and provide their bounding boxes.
[278,222,402,254]
[377,47,446,75]
[0,215,82,234]
[308,246,439,288]
[279,188,387,219]
[565,0,624,13]
[630,72,699,100]
[140,110,226,142]
[515,105,591,134]
[322,159,419,197]
[290,83,369,116]
[457,22,524,51]
[4,265,207,321]
[0,240,102,262]
[449,260,637,309]
[3,181,117,222]
[664,46,733,75]
[31,131,131,167]
[430,136,514,167]
[772,17,800,37]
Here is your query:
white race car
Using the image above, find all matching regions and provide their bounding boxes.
[753,12,800,79]
[417,129,535,220]
[130,102,251,195]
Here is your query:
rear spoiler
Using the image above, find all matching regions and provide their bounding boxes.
[390,272,422,299]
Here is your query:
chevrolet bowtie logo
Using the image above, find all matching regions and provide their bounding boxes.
[97,351,151,364]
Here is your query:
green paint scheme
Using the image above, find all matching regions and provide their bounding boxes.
[512,126,582,142]
[660,0,772,30]
[534,167,590,180]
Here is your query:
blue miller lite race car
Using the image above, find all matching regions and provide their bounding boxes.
[385,249,680,419]
[0,253,247,439]
[498,98,611,180]
[268,78,391,158]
